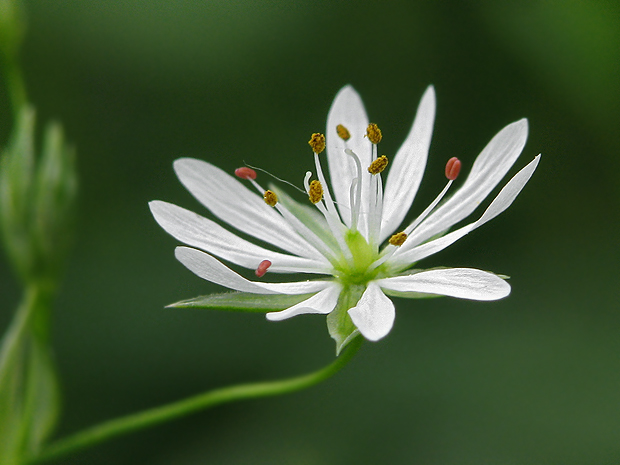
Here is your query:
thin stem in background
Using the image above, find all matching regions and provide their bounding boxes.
[29,336,363,464]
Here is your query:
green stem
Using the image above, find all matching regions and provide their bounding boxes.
[0,284,44,388]
[0,52,28,121]
[29,336,363,464]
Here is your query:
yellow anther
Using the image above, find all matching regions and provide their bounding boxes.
[308,180,323,204]
[366,123,382,144]
[308,133,326,154]
[389,232,407,246]
[263,190,278,207]
[336,124,351,141]
[368,155,389,175]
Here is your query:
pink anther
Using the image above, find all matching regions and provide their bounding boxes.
[445,157,462,180]
[234,167,257,180]
[255,260,272,277]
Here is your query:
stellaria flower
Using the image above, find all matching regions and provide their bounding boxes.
[150,85,540,352]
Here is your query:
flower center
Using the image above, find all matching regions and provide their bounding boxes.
[333,229,382,285]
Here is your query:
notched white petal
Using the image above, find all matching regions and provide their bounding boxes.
[348,282,395,341]
[175,247,331,295]
[390,155,540,267]
[266,284,342,321]
[378,268,510,301]
[149,200,330,273]
[173,158,319,259]
[326,85,372,228]
[406,119,529,247]
[381,85,436,242]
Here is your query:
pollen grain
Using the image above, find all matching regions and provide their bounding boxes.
[368,155,389,175]
[263,190,278,207]
[308,133,326,154]
[308,180,324,204]
[336,124,351,141]
[389,232,407,246]
[366,123,382,144]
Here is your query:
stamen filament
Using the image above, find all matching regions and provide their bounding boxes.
[313,153,341,222]
[304,172,353,264]
[344,149,363,231]
[366,145,384,247]
[248,178,342,267]
[403,180,453,236]
[369,179,454,272]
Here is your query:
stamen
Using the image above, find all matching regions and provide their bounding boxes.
[403,181,452,236]
[368,155,389,175]
[234,167,257,180]
[263,190,278,207]
[336,124,351,141]
[308,180,323,204]
[308,133,326,154]
[304,171,353,264]
[344,149,364,230]
[371,167,457,271]
[366,123,382,144]
[244,163,306,194]
[249,175,342,266]
[445,157,462,180]
[389,232,407,246]
[255,260,271,277]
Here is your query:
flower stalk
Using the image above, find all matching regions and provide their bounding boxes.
[27,336,363,464]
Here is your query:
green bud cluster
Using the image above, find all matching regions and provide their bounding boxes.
[0,106,77,287]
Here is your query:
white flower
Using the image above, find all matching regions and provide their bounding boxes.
[150,85,540,351]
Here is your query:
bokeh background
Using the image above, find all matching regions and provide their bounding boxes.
[1,1,619,464]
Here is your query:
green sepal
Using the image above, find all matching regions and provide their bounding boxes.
[381,289,443,299]
[167,291,316,312]
[327,284,364,355]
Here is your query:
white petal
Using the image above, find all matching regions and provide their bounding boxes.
[378,268,510,301]
[266,284,342,321]
[325,85,372,229]
[380,86,436,242]
[149,201,331,273]
[174,158,319,259]
[348,282,395,341]
[175,247,331,295]
[405,119,529,248]
[390,155,540,267]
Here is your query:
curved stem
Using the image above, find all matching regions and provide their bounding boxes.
[0,52,28,121]
[0,284,47,387]
[5,59,27,119]
[28,336,363,464]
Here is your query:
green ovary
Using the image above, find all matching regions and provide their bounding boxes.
[334,230,384,285]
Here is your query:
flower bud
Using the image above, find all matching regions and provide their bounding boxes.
[0,106,77,285]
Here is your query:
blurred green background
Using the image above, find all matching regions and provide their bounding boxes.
[1,1,619,464]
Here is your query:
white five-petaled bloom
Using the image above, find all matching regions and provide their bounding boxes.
[150,85,540,352]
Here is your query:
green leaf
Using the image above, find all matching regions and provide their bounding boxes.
[168,291,316,312]
[327,285,364,355]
